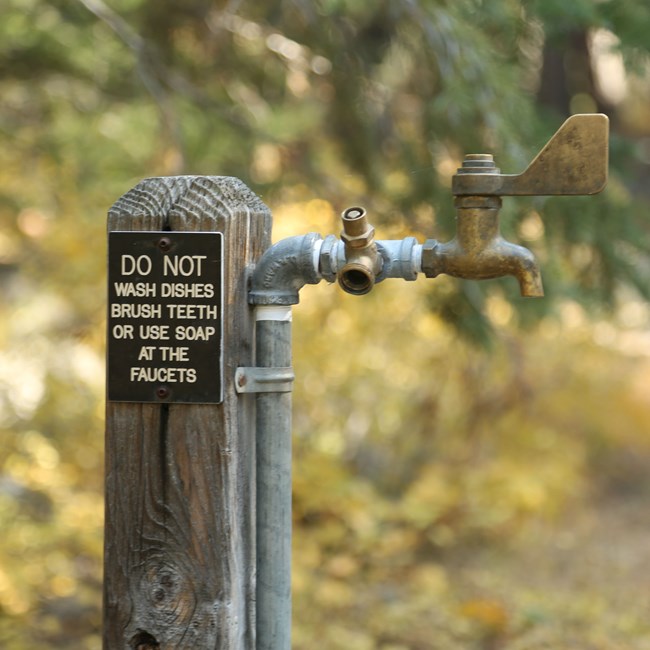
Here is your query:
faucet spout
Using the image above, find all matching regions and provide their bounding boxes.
[477,237,544,297]
[421,196,544,297]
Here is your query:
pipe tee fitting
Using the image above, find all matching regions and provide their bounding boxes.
[338,207,383,295]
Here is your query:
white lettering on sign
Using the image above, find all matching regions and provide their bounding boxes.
[163,255,207,277]
[121,255,152,276]
[109,232,223,403]
[114,282,157,297]
[112,324,134,339]
[138,324,171,340]
[159,346,190,361]
[161,283,214,298]
[175,325,216,341]
[138,346,156,361]
[111,303,162,319]
[166,304,218,319]
[129,367,197,383]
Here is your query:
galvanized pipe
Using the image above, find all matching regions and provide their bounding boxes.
[254,307,293,650]
[250,238,320,650]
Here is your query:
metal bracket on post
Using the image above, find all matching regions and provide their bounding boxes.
[235,366,295,394]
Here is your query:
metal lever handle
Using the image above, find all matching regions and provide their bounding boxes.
[452,113,609,197]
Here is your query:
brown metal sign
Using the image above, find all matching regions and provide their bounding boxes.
[107,231,223,403]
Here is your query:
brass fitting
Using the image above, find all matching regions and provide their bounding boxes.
[340,206,374,248]
[421,114,608,296]
[421,196,543,297]
[338,207,382,295]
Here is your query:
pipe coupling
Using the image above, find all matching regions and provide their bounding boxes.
[421,239,442,278]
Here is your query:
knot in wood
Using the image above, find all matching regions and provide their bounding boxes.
[130,630,160,649]
[144,562,193,618]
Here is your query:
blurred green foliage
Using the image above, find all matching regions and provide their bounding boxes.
[1,0,650,647]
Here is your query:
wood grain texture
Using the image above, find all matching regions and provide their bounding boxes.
[104,176,271,649]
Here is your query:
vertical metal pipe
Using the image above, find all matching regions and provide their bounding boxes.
[249,231,423,649]
[255,311,292,650]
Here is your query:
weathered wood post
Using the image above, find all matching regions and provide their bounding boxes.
[104,176,271,649]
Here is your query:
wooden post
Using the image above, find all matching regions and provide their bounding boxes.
[103,176,271,649]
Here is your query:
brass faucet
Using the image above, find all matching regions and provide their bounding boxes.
[421,114,609,296]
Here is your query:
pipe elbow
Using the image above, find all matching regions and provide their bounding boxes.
[249,233,322,305]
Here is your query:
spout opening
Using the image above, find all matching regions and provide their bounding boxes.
[338,264,375,295]
[342,206,366,222]
[518,273,544,298]
[341,206,373,242]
